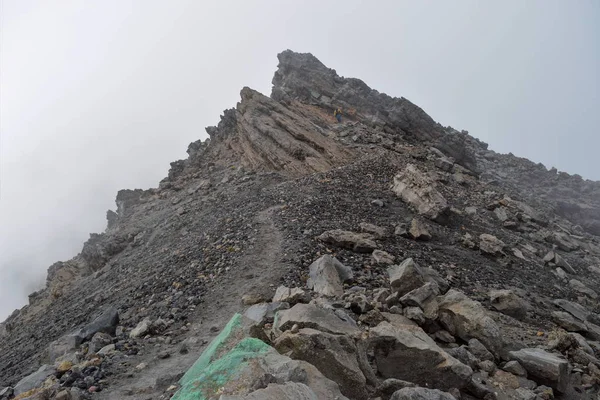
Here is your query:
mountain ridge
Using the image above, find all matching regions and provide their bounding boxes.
[2,50,600,399]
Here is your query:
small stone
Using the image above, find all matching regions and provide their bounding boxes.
[478,360,496,374]
[291,324,299,334]
[57,360,73,373]
[371,199,384,207]
[130,318,152,338]
[372,250,396,265]
[408,218,432,241]
[158,351,170,359]
[479,234,505,256]
[468,338,494,362]
[241,293,265,305]
[136,362,147,370]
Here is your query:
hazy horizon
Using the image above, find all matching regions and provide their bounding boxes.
[1,0,599,321]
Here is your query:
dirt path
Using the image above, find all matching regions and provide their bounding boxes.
[97,205,289,399]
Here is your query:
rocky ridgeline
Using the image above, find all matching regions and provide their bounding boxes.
[2,50,600,399]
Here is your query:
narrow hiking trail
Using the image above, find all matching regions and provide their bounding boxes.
[96,205,289,399]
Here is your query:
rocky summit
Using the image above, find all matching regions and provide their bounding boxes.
[2,50,600,400]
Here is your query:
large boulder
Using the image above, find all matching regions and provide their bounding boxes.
[437,290,503,358]
[73,306,119,345]
[275,303,360,337]
[173,314,348,400]
[13,364,55,396]
[391,387,457,400]
[370,321,472,390]
[508,348,569,393]
[391,164,449,221]
[274,328,368,399]
[307,255,353,297]
[317,230,377,253]
[388,258,426,297]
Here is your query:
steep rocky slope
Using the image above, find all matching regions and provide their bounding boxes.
[2,51,600,400]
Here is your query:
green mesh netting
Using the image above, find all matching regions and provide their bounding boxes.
[171,314,270,400]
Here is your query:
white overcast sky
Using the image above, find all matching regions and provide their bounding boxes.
[1,1,598,320]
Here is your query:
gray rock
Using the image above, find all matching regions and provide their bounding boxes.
[375,379,416,399]
[489,289,529,320]
[446,345,479,369]
[509,348,569,393]
[307,255,353,297]
[465,206,477,215]
[130,317,152,338]
[317,229,377,253]
[89,332,113,353]
[404,306,427,325]
[274,328,368,399]
[503,360,527,377]
[435,157,454,172]
[399,282,440,310]
[359,222,388,239]
[479,234,505,255]
[543,251,576,274]
[219,382,320,400]
[372,250,396,265]
[494,207,509,222]
[408,218,432,241]
[272,286,308,304]
[390,386,457,400]
[388,258,426,297]
[275,303,360,337]
[551,311,587,332]
[97,343,116,356]
[245,302,289,323]
[569,279,598,299]
[391,164,449,221]
[569,332,594,355]
[14,364,55,395]
[371,321,472,390]
[438,289,504,358]
[468,338,494,362]
[553,299,590,322]
[74,306,119,344]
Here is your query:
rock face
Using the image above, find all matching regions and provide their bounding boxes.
[370,321,472,390]
[391,164,449,221]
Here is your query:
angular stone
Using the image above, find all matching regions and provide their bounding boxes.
[275,303,360,337]
[388,258,426,297]
[130,317,152,338]
[14,364,55,396]
[489,289,529,320]
[391,387,457,400]
[317,229,377,253]
[446,345,479,370]
[438,289,503,358]
[372,250,396,265]
[552,311,587,332]
[274,328,367,399]
[359,222,388,239]
[468,338,494,362]
[307,255,344,297]
[569,332,594,355]
[399,282,440,310]
[391,164,449,221]
[479,234,505,255]
[408,218,432,241]
[553,299,590,322]
[74,307,119,344]
[508,348,569,393]
[272,286,308,305]
[543,251,576,274]
[435,157,454,172]
[89,332,112,353]
[494,207,509,222]
[371,321,472,390]
[244,302,289,324]
[569,279,598,299]
[503,360,527,377]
